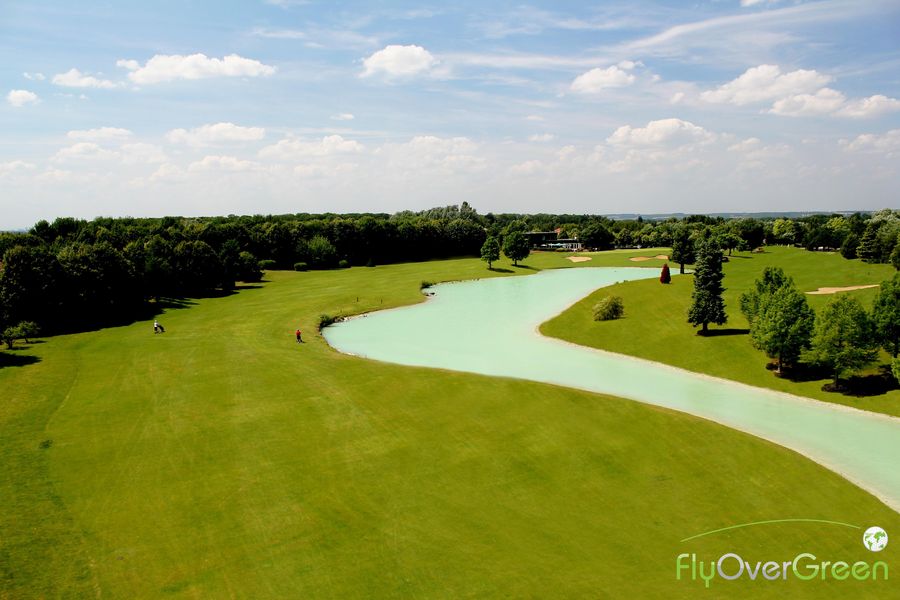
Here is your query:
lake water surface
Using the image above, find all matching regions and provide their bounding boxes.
[324,267,900,511]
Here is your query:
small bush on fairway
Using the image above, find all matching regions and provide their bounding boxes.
[258,259,277,271]
[593,296,624,321]
[338,259,350,269]
[420,280,434,290]
[660,263,671,284]
[293,262,308,272]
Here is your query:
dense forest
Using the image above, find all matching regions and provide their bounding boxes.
[1,204,899,344]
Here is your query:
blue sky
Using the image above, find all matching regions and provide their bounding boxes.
[2,0,899,228]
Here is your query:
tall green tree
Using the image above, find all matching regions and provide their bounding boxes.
[739,266,792,325]
[856,221,881,262]
[872,272,900,357]
[503,231,530,266]
[750,285,815,373]
[670,226,695,274]
[480,236,500,269]
[687,238,727,334]
[804,295,879,386]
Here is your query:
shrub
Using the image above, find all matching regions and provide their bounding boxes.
[318,313,342,331]
[366,258,376,267]
[893,357,900,383]
[258,259,277,271]
[293,262,308,272]
[593,296,624,321]
[420,280,434,290]
[338,259,350,269]
[660,263,671,284]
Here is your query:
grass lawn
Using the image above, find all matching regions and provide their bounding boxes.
[1,253,897,598]
[542,246,900,418]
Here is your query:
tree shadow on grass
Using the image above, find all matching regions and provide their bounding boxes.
[488,267,514,273]
[513,264,538,270]
[696,328,750,337]
[776,363,899,397]
[0,351,41,369]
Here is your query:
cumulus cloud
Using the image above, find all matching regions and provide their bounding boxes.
[52,68,117,89]
[120,54,276,85]
[67,127,134,141]
[528,133,556,142]
[701,64,831,105]
[383,136,484,172]
[570,65,635,93]
[188,155,263,172]
[0,160,37,177]
[166,123,266,147]
[740,0,781,6]
[836,95,900,119]
[607,118,715,147]
[769,88,846,116]
[52,142,119,163]
[361,45,436,77]
[7,89,39,107]
[258,135,364,159]
[844,129,900,153]
[23,72,45,81]
[331,113,355,121]
[119,143,167,165]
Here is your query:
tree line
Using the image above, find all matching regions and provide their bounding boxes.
[1,205,898,349]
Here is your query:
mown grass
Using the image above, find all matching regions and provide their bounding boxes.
[542,246,900,417]
[1,252,897,598]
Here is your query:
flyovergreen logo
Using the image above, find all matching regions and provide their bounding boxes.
[675,520,889,589]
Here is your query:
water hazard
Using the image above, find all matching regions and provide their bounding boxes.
[324,268,900,511]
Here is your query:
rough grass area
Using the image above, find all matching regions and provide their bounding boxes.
[1,252,897,598]
[542,246,900,417]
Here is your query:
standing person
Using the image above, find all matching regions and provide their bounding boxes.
[295,329,302,343]
[154,320,160,334]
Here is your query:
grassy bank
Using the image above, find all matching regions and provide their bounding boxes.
[542,246,900,417]
[1,253,897,598]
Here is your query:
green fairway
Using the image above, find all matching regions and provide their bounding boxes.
[1,254,897,598]
[542,246,900,418]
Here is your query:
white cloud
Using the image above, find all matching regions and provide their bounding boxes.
[525,115,545,121]
[835,95,900,119]
[769,88,846,116]
[361,45,436,78]
[23,72,45,81]
[670,92,686,104]
[189,155,263,172]
[7,89,39,107]
[120,143,167,165]
[122,54,276,85]
[166,123,266,147]
[67,127,134,142]
[701,64,831,105]
[741,0,781,6]
[383,136,484,172]
[52,68,117,89]
[52,142,119,163]
[509,160,545,175]
[331,113,355,121]
[528,133,555,142]
[116,59,140,71]
[570,65,635,94]
[844,129,900,153]
[607,118,716,147]
[0,160,37,177]
[258,135,364,159]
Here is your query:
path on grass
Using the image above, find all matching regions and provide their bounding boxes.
[325,267,900,512]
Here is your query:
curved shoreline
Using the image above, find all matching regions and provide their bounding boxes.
[324,268,900,514]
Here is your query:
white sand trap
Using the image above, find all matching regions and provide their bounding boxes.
[629,255,669,262]
[566,256,592,263]
[806,284,880,295]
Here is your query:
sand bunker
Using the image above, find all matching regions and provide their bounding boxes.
[806,284,880,295]
[629,254,669,262]
[566,256,592,263]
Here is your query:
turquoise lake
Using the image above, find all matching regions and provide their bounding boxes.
[324,267,900,511]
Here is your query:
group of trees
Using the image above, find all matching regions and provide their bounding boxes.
[687,230,900,387]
